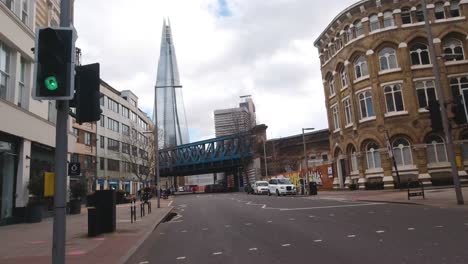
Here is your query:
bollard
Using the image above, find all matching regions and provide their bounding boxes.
[130,199,137,223]
[147,201,151,214]
[140,202,145,218]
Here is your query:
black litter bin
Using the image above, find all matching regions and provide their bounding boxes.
[88,207,99,237]
[309,182,318,195]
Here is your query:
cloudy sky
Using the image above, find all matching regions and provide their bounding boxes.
[74,0,357,141]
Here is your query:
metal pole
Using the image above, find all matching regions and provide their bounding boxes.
[263,140,268,178]
[52,1,72,263]
[422,0,464,205]
[154,87,161,208]
[302,129,308,195]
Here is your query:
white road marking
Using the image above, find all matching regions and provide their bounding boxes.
[245,223,253,226]
[168,201,173,207]
[278,202,384,211]
[329,214,335,217]
[376,230,385,233]
[281,244,291,247]
[309,215,315,218]
[249,248,258,251]
[267,220,272,223]
[289,218,295,221]
[225,225,231,228]
[213,252,223,255]
[408,228,415,231]
[435,225,444,228]
[202,228,209,231]
[347,235,356,238]
[181,230,188,233]
[160,232,165,235]
[313,240,322,243]
[139,261,150,264]
[176,257,186,260]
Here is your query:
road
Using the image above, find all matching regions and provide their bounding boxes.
[126,192,468,264]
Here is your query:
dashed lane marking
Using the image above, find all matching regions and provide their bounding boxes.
[329,214,335,217]
[267,220,272,223]
[347,235,356,238]
[225,225,231,228]
[213,252,223,255]
[435,225,444,228]
[249,248,258,251]
[181,230,188,233]
[376,230,385,234]
[408,228,415,231]
[245,223,253,226]
[289,218,295,221]
[160,232,165,235]
[202,228,209,231]
[281,244,291,247]
[139,261,150,264]
[314,240,322,243]
[176,257,186,260]
[309,215,315,218]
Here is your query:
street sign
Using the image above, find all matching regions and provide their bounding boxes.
[68,162,81,176]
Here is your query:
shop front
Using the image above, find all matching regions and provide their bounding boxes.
[108,180,119,190]
[0,132,19,225]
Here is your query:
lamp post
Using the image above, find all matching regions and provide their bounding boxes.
[302,128,315,195]
[263,140,268,178]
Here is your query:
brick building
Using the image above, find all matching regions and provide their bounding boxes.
[314,0,468,189]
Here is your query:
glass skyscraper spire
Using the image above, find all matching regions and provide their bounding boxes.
[155,18,190,148]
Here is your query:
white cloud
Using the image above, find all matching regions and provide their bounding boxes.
[74,0,357,141]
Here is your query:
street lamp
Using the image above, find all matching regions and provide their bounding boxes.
[302,128,315,195]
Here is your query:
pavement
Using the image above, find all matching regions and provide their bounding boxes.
[126,192,468,264]
[0,197,173,264]
[314,186,468,209]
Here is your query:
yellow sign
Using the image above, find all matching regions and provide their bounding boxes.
[44,172,55,197]
[456,155,463,168]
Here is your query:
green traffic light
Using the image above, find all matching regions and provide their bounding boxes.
[44,76,58,91]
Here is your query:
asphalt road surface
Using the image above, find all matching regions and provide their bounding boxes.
[126,192,468,264]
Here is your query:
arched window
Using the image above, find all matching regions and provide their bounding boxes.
[384,84,404,113]
[435,2,446,19]
[366,141,381,169]
[348,145,358,172]
[383,11,394,27]
[415,5,425,22]
[426,135,448,163]
[343,98,353,126]
[358,91,375,119]
[340,66,348,88]
[379,47,398,71]
[335,35,342,51]
[331,104,340,130]
[392,138,413,166]
[443,38,464,61]
[401,7,412,24]
[370,14,380,31]
[410,43,431,65]
[415,80,437,109]
[329,44,336,55]
[347,26,354,41]
[354,55,368,79]
[450,0,460,17]
[354,20,364,37]
[328,75,336,96]
[343,26,351,43]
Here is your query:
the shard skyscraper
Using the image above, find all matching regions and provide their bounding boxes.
[155,19,190,148]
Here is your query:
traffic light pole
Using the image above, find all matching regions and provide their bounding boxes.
[422,0,464,205]
[52,0,72,263]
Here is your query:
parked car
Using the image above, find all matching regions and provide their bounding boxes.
[252,181,269,195]
[268,178,296,196]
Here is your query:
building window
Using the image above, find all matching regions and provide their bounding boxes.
[354,20,363,37]
[393,138,413,166]
[415,5,425,22]
[416,80,437,109]
[379,47,398,71]
[384,84,404,113]
[383,11,394,27]
[335,35,342,50]
[18,57,26,107]
[84,132,91,145]
[369,14,380,32]
[401,7,412,24]
[73,128,79,142]
[121,106,130,118]
[130,111,137,122]
[443,38,464,61]
[100,94,105,106]
[331,104,340,130]
[107,159,120,171]
[130,99,137,107]
[84,155,93,169]
[358,91,375,119]
[107,138,120,152]
[410,43,431,65]
[426,135,448,163]
[354,56,368,79]
[328,76,336,96]
[435,2,446,19]
[122,143,130,154]
[107,118,119,132]
[99,157,105,170]
[122,161,131,173]
[0,42,10,100]
[100,135,105,148]
[122,124,130,136]
[450,0,460,17]
[350,148,358,172]
[71,153,79,163]
[132,146,138,156]
[340,67,348,88]
[107,98,119,113]
[21,0,28,24]
[2,0,14,10]
[343,98,353,126]
[100,115,105,127]
[450,77,468,122]
[366,142,381,169]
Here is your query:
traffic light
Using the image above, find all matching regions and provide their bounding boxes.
[428,100,443,132]
[72,63,102,124]
[33,27,75,100]
[452,96,467,125]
